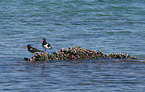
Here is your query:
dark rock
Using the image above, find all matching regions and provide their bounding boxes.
[24,46,138,61]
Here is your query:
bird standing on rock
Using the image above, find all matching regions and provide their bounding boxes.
[24,44,44,60]
[41,38,52,54]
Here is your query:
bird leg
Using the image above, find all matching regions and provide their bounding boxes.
[47,49,49,55]
[44,49,48,55]
[32,54,35,62]
[44,49,46,55]
[43,49,48,60]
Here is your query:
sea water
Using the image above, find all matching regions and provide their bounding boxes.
[0,0,145,91]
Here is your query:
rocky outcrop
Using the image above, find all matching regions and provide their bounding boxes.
[24,46,138,61]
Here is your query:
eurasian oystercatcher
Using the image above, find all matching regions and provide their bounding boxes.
[24,44,44,60]
[41,38,52,54]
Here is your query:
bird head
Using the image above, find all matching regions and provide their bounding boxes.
[24,44,31,49]
[41,38,46,43]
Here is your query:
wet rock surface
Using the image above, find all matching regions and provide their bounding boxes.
[24,46,138,61]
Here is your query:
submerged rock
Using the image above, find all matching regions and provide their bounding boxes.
[24,46,138,61]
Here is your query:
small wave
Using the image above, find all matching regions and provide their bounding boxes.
[117,31,132,33]
[106,31,132,34]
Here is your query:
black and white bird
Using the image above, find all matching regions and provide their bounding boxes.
[24,44,44,60]
[41,38,52,54]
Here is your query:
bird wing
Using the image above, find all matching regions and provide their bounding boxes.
[47,43,52,49]
[31,47,44,53]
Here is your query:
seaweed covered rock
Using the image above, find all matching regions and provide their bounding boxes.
[24,46,138,61]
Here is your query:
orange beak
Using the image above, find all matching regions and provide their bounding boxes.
[24,46,28,49]
[41,40,44,43]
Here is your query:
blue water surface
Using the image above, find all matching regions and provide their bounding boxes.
[0,0,145,91]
